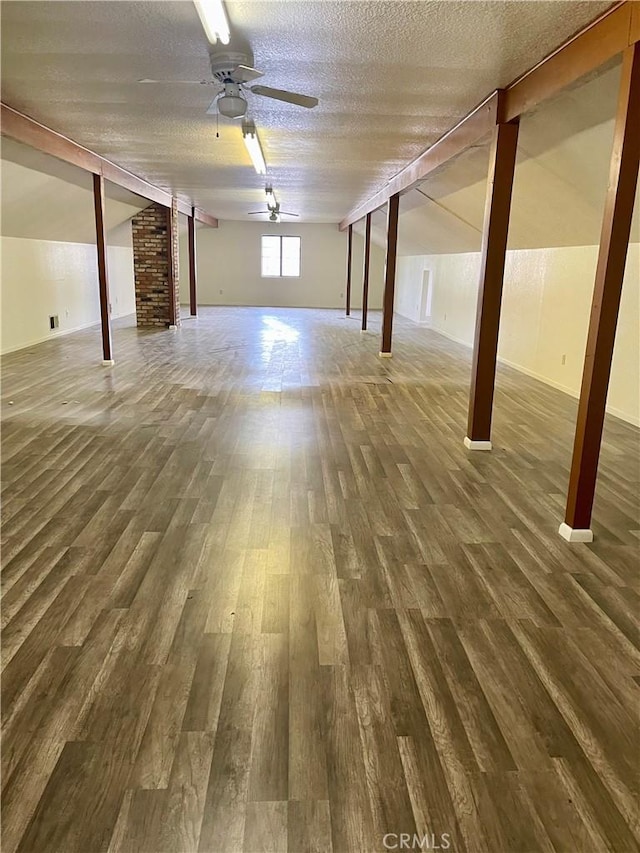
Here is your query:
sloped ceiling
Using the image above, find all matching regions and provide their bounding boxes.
[359,61,640,255]
[0,0,612,222]
[0,139,148,243]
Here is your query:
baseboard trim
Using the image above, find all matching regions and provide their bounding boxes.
[428,325,639,428]
[1,320,102,356]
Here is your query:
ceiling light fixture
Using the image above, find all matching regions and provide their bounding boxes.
[217,83,247,118]
[265,185,278,210]
[193,0,230,46]
[242,120,267,175]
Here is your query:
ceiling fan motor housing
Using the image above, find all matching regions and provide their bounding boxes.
[209,49,254,82]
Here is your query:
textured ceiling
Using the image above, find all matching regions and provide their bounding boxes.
[360,60,639,255]
[0,0,613,223]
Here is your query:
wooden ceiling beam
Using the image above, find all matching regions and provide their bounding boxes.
[340,92,499,230]
[175,199,193,217]
[340,1,639,231]
[632,1,640,42]
[503,2,634,121]
[0,102,218,226]
[1,103,102,174]
[173,202,219,227]
[193,209,219,228]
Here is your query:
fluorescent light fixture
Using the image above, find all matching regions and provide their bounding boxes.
[194,0,230,45]
[265,185,278,210]
[242,120,267,175]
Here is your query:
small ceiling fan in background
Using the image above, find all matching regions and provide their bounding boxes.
[248,200,299,222]
[139,49,319,118]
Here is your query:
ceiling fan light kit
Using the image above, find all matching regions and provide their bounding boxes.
[216,82,248,118]
[242,120,267,175]
[193,0,230,45]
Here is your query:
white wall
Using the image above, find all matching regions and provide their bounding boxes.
[396,244,640,426]
[1,157,145,244]
[349,230,386,311]
[0,221,136,355]
[179,220,386,310]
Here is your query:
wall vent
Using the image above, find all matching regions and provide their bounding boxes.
[49,315,59,330]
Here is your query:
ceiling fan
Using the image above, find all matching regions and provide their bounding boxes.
[248,201,299,222]
[139,49,319,118]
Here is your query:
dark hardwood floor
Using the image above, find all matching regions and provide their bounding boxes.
[1,307,638,853]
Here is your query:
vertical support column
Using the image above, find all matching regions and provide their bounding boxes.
[92,173,114,365]
[188,207,197,317]
[346,223,353,316]
[132,202,179,328]
[380,193,400,357]
[560,43,640,543]
[361,212,372,332]
[167,198,179,329]
[465,113,520,451]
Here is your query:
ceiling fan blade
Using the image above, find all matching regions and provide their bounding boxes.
[247,211,267,215]
[279,211,299,216]
[231,64,264,83]
[138,78,214,85]
[249,85,318,108]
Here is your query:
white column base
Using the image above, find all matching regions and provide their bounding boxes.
[102,359,115,366]
[379,351,393,358]
[360,329,369,334]
[168,324,178,331]
[464,437,492,451]
[558,522,593,543]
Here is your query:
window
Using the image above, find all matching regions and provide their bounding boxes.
[261,235,301,277]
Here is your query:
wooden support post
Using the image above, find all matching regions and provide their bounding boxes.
[92,173,114,365]
[465,116,520,450]
[188,207,197,317]
[361,213,372,332]
[560,42,640,543]
[346,224,353,316]
[167,201,178,329]
[380,193,400,356]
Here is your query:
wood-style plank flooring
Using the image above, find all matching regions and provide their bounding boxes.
[1,307,639,853]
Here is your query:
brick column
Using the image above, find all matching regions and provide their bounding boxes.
[132,202,180,328]
[169,197,180,327]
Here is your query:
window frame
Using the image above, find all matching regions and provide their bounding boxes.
[260,234,301,279]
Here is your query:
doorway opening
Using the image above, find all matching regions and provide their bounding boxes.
[418,269,432,323]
